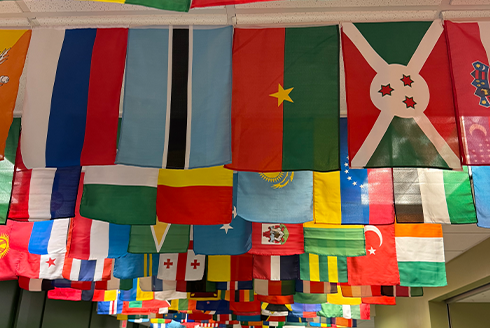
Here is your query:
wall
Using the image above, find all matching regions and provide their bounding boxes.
[375,237,490,328]
[448,303,490,328]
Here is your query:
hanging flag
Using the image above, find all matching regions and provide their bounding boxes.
[380,285,423,297]
[254,279,295,296]
[18,276,53,291]
[293,292,327,305]
[227,27,339,172]
[113,253,159,279]
[207,254,253,282]
[393,167,476,224]
[327,286,361,305]
[0,30,30,160]
[339,284,382,298]
[314,118,394,225]
[26,219,69,255]
[81,0,190,11]
[469,166,490,228]
[248,223,304,255]
[0,118,20,224]
[253,255,298,281]
[216,281,253,290]
[190,0,273,8]
[318,304,370,320]
[0,223,23,280]
[299,253,347,283]
[80,165,159,225]
[21,28,126,168]
[361,296,396,305]
[236,171,313,223]
[62,257,112,281]
[445,21,490,165]
[347,225,400,285]
[129,222,189,253]
[342,20,461,169]
[16,252,65,280]
[98,293,123,315]
[303,222,365,257]
[294,281,337,294]
[157,243,205,281]
[117,26,232,169]
[395,223,446,287]
[156,166,233,225]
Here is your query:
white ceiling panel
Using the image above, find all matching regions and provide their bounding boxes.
[451,0,490,5]
[237,0,442,9]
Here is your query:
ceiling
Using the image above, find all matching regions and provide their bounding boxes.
[442,224,490,263]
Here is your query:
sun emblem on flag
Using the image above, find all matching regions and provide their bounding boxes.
[471,61,490,108]
[0,233,9,258]
[259,172,294,189]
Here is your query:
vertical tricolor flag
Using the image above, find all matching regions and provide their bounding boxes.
[62,257,112,281]
[295,281,338,294]
[21,28,127,168]
[18,276,53,291]
[0,118,20,224]
[253,255,298,281]
[227,26,339,172]
[342,20,461,169]
[254,279,296,296]
[207,254,253,282]
[117,26,232,169]
[299,253,348,283]
[339,284,382,298]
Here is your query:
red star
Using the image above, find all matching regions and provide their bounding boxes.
[401,75,414,87]
[379,84,394,96]
[403,96,416,108]
[46,258,56,267]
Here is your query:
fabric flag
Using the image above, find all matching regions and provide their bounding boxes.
[51,278,94,290]
[303,222,365,257]
[393,167,476,224]
[9,144,81,221]
[327,286,361,305]
[0,118,20,224]
[62,257,112,281]
[299,253,347,283]
[294,281,337,294]
[314,118,394,225]
[318,304,370,320]
[98,294,123,315]
[380,285,423,297]
[129,221,189,253]
[21,28,126,168]
[347,225,399,285]
[248,223,304,255]
[117,26,232,169]
[207,254,253,282]
[216,281,253,290]
[190,0,273,8]
[228,26,339,172]
[340,284,382,298]
[293,292,327,305]
[16,252,65,279]
[361,295,396,305]
[18,276,53,291]
[92,289,118,302]
[80,165,159,225]
[26,219,69,255]
[253,255,298,281]
[342,20,461,169]
[81,0,190,11]
[0,223,22,280]
[157,166,233,225]
[445,21,490,165]
[236,171,313,223]
[157,243,205,281]
[470,166,490,228]
[0,30,30,160]
[254,279,295,296]
[395,223,446,287]
[114,253,159,279]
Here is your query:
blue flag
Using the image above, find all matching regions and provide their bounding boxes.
[470,166,490,228]
[113,253,159,279]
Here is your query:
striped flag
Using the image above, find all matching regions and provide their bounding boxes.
[97,294,123,315]
[380,285,423,297]
[299,253,347,283]
[254,279,295,296]
[318,304,370,320]
[294,280,337,294]
[116,26,232,169]
[0,118,20,224]
[339,284,382,297]
[16,252,65,280]
[303,222,365,257]
[216,281,253,290]
[18,276,53,291]
[9,219,68,255]
[157,242,205,281]
[253,255,298,281]
[207,254,253,282]
[113,253,159,279]
[21,28,126,168]
[62,257,112,281]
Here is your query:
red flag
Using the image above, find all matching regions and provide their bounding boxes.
[0,223,22,281]
[362,296,396,305]
[48,288,82,301]
[248,223,303,255]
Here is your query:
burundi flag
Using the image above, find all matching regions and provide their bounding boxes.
[80,0,190,11]
[313,118,394,225]
[128,221,189,254]
[393,167,476,224]
[117,26,232,169]
[303,222,365,257]
[21,28,126,168]
[342,20,461,169]
[299,253,348,283]
[227,26,340,172]
[0,118,19,224]
[395,223,446,287]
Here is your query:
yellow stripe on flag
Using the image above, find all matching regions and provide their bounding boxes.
[313,172,341,224]
[158,166,233,187]
[207,255,231,281]
[327,286,361,305]
[136,279,154,301]
[303,222,364,229]
[327,256,338,282]
[309,253,320,282]
[0,30,28,50]
[104,290,118,301]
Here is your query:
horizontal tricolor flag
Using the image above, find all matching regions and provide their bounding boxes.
[62,257,112,281]
[21,28,127,168]
[299,253,348,283]
[253,255,298,281]
[254,279,295,296]
[117,26,232,169]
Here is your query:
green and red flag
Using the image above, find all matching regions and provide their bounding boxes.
[227,26,339,172]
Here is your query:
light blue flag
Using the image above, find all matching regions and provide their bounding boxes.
[194,173,252,255]
[470,166,490,228]
[113,253,159,279]
[236,171,313,223]
[116,26,232,169]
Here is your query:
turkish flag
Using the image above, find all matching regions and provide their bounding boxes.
[347,224,399,285]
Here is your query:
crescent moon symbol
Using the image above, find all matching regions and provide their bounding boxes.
[469,124,487,136]
[364,225,383,248]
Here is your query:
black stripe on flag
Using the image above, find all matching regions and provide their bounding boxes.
[393,168,424,223]
[166,28,189,169]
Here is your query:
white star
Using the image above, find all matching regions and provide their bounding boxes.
[360,184,365,189]
[220,224,233,234]
[352,181,357,186]
[368,247,376,255]
[344,163,349,167]
[344,170,349,174]
[232,206,237,218]
[347,176,352,180]
[346,156,349,160]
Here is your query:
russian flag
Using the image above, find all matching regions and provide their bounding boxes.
[21,28,127,168]
[62,257,112,282]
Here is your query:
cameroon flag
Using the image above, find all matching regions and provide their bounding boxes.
[227,26,339,172]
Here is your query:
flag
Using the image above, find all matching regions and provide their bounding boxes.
[293,293,327,305]
[342,20,461,169]
[248,223,304,255]
[80,165,159,225]
[25,219,69,255]
[98,294,123,315]
[114,253,159,279]
[254,279,295,296]
[294,281,337,294]
[0,30,30,160]
[227,26,339,172]
[62,257,112,281]
[51,279,93,290]
[9,145,81,221]
[129,221,189,253]
[156,166,233,225]
[157,243,205,281]
[253,255,298,281]
[117,26,232,169]
[361,296,396,305]
[469,166,490,228]
[303,222,365,257]
[318,304,370,320]
[216,281,253,290]
[18,276,53,291]
[314,119,394,225]
[299,253,347,283]
[0,223,22,280]
[207,254,253,282]
[327,286,361,305]
[236,171,313,223]
[16,252,65,279]
[395,223,446,286]
[393,167,476,224]
[81,0,190,11]
[48,288,83,301]
[339,284,382,298]
[190,0,273,8]
[445,21,490,165]
[21,28,126,168]
[0,118,20,224]
[380,285,423,297]
[92,289,118,302]
[347,225,399,285]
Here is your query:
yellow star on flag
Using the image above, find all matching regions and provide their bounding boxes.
[270,84,294,106]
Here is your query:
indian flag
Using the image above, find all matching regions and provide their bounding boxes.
[395,223,446,287]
